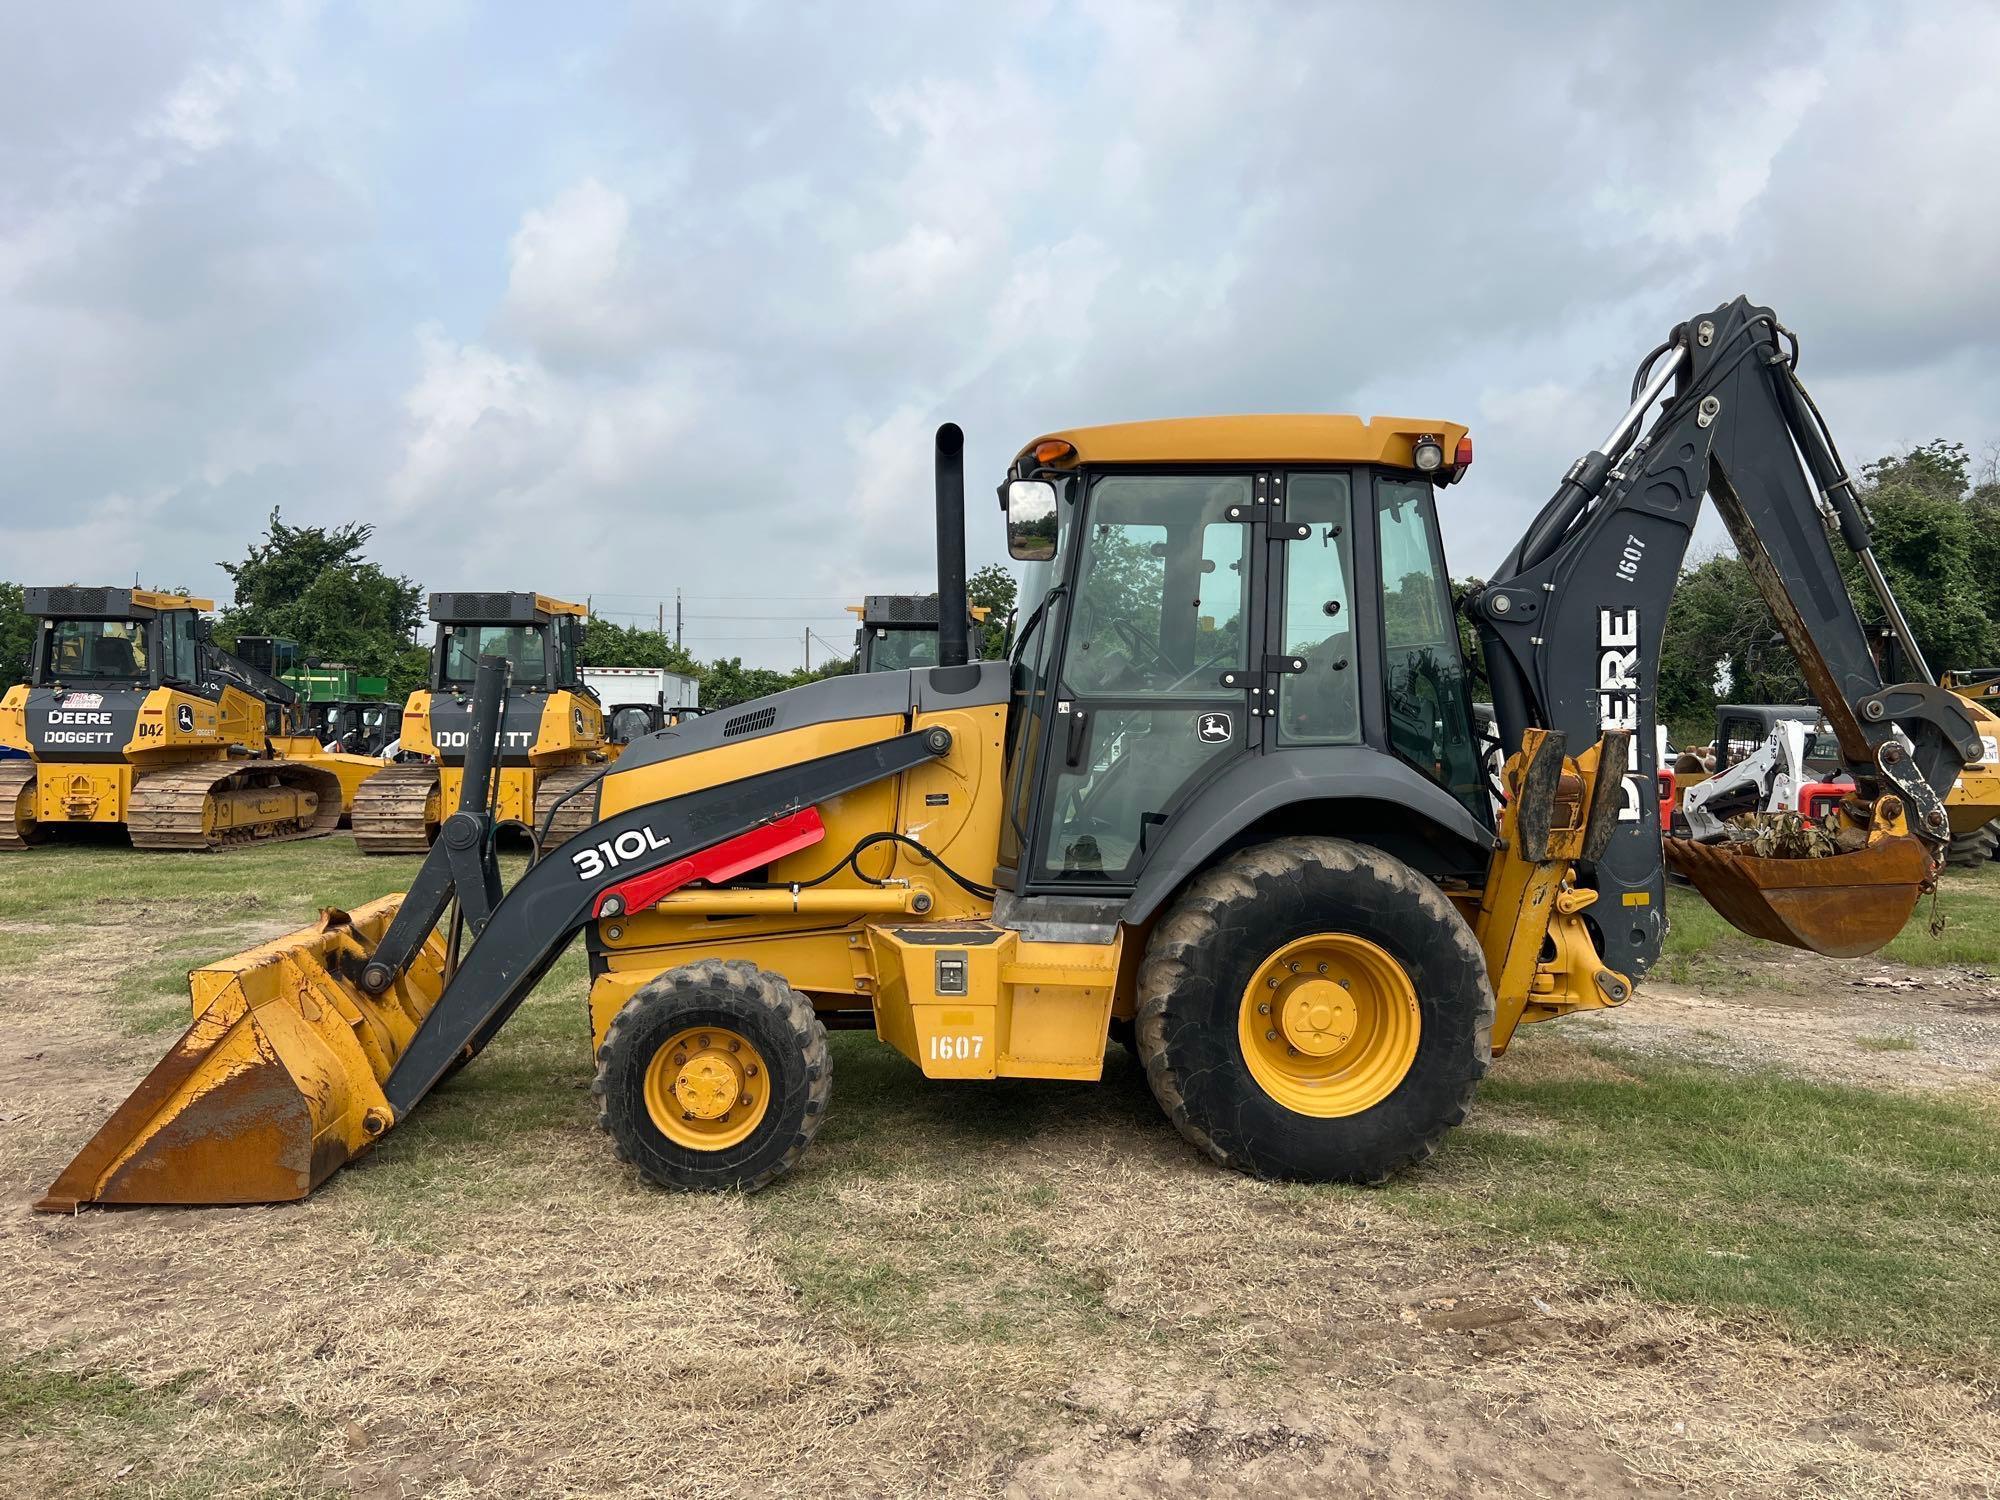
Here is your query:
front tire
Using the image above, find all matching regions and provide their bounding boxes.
[593,959,830,1192]
[1136,836,1494,1184]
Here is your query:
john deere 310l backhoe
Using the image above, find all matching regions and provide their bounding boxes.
[0,589,346,851]
[349,593,607,853]
[38,299,1984,1209]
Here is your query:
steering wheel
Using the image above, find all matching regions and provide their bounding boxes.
[1107,616,1174,678]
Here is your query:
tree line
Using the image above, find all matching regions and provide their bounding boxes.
[0,511,1021,712]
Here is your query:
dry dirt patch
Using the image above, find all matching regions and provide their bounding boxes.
[1565,965,2000,1093]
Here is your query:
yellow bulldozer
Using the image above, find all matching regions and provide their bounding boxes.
[1941,671,2000,863]
[37,298,1987,1210]
[350,592,608,853]
[0,588,351,850]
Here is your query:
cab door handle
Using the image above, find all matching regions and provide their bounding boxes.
[1064,709,1089,768]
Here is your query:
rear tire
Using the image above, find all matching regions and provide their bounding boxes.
[1946,819,2000,868]
[593,959,830,1192]
[1136,836,1494,1184]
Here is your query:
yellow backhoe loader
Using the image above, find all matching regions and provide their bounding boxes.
[350,593,608,853]
[37,299,1984,1210]
[0,589,346,850]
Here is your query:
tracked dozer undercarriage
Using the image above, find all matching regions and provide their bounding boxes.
[37,298,1982,1211]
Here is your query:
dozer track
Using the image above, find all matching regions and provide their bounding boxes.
[351,763,442,854]
[533,765,603,852]
[126,762,345,851]
[0,761,40,850]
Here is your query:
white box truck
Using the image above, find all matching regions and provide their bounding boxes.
[584,666,700,743]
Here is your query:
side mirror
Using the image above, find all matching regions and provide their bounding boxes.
[1006,480,1059,561]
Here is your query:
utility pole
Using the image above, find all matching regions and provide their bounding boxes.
[657,601,665,635]
[803,628,811,672]
[675,590,683,650]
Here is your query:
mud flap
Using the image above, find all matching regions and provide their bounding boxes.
[1663,834,1933,959]
[35,897,445,1211]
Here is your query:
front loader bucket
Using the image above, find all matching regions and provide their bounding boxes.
[1663,835,1933,958]
[36,896,443,1212]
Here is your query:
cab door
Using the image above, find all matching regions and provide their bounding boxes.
[1027,472,1264,886]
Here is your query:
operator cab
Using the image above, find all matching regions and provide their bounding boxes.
[995,417,1483,893]
[27,588,206,692]
[1713,705,1841,776]
[430,593,589,699]
[850,594,988,673]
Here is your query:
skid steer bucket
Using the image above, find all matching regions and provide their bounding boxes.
[1663,834,1933,958]
[36,897,444,1211]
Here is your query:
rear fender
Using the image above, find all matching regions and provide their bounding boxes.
[1122,748,1495,927]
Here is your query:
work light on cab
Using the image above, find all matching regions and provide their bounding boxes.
[1412,434,1445,472]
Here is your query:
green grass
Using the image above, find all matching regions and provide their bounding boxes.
[1383,1034,2000,1364]
[1854,1033,1919,1053]
[0,1353,322,1498]
[0,1359,186,1438]
[0,838,419,925]
[1656,862,2000,986]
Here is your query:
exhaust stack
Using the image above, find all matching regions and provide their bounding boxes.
[934,422,969,669]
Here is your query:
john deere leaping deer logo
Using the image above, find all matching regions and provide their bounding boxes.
[175,705,195,733]
[1196,711,1232,744]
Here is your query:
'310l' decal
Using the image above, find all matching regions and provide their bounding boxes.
[570,826,673,880]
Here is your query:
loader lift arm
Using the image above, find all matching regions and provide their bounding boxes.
[1477,297,1984,977]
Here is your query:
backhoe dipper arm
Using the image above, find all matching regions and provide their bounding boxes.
[1477,297,1983,978]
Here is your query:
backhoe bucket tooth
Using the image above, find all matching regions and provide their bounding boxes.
[1663,835,1933,958]
[35,896,442,1212]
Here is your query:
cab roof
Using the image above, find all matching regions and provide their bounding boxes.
[23,586,213,619]
[1013,415,1469,471]
[428,591,587,626]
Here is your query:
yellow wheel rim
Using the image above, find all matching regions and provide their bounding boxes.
[642,1026,772,1151]
[1237,934,1421,1117]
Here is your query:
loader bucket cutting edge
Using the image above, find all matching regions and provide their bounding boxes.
[1663,834,1934,958]
[35,894,446,1212]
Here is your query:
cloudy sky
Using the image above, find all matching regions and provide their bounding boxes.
[4,1,1997,668]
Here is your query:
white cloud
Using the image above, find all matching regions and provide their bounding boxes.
[499,178,662,366]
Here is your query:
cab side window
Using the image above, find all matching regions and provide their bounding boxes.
[1277,473,1360,744]
[164,612,199,685]
[1377,477,1482,815]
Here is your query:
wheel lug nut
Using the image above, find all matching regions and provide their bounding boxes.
[1338,979,1350,989]
[728,1039,741,1052]
[1316,963,1328,975]
[1265,1029,1278,1042]
[698,1034,711,1048]
[1287,1045,1299,1056]
[1257,1002,1270,1015]
[681,1111,694,1121]
[1267,977,1280,990]
[745,1065,758,1077]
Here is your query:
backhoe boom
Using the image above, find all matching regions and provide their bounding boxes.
[1479,297,1982,975]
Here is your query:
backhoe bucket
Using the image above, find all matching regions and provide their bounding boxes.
[36,897,442,1212]
[1663,835,1933,958]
